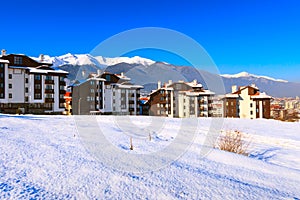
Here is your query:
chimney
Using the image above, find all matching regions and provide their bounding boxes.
[39,54,44,62]
[193,79,197,85]
[232,85,237,93]
[158,81,161,89]
[1,49,6,56]
[121,72,124,77]
[168,80,172,85]
[97,69,101,76]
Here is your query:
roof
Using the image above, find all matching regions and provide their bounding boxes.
[9,66,68,74]
[0,59,9,63]
[185,90,215,96]
[225,94,239,98]
[251,92,272,99]
[116,83,143,89]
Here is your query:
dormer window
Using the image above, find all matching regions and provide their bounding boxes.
[14,56,23,65]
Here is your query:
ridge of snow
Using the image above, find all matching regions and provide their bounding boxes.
[95,55,156,66]
[221,71,288,83]
[31,54,156,69]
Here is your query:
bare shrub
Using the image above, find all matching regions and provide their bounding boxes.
[214,130,250,156]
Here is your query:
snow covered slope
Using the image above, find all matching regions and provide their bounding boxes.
[0,115,299,199]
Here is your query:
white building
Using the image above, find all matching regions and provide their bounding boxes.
[149,80,215,118]
[71,72,143,115]
[0,52,68,114]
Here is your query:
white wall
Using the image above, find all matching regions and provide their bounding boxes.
[8,68,24,103]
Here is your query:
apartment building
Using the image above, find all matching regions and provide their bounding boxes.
[148,80,215,118]
[70,72,143,115]
[224,85,272,119]
[70,75,105,115]
[0,51,68,114]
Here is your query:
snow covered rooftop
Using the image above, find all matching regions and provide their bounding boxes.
[225,94,239,98]
[0,59,9,63]
[251,92,272,99]
[9,66,68,74]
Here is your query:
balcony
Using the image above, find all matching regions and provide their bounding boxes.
[59,99,65,103]
[59,81,66,86]
[59,90,66,94]
[129,100,135,104]
[45,98,54,103]
[45,89,54,94]
[45,80,54,84]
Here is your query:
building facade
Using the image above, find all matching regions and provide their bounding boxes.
[148,80,215,118]
[71,76,105,115]
[0,52,68,114]
[71,72,143,115]
[224,85,272,119]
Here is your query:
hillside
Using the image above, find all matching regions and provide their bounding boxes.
[0,115,299,199]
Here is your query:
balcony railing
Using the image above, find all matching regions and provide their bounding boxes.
[45,89,54,94]
[45,98,54,103]
[45,80,54,84]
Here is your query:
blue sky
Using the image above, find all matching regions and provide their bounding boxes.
[1,0,299,82]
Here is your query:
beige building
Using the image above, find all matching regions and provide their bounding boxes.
[224,85,272,119]
[149,80,214,118]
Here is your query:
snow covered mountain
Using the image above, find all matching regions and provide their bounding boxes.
[31,53,299,97]
[31,53,155,69]
[221,71,288,83]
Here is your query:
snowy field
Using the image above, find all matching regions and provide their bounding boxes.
[0,114,299,199]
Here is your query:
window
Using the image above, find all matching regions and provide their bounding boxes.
[0,93,3,98]
[60,94,64,99]
[34,75,41,80]
[59,103,64,108]
[14,56,22,65]
[0,83,3,88]
[60,85,65,90]
[9,93,12,98]
[25,96,28,102]
[231,102,234,106]
[90,81,94,85]
[91,89,95,93]
[25,78,28,83]
[105,75,111,82]
[34,93,41,99]
[45,75,52,80]
[8,84,12,89]
[250,103,253,107]
[35,84,41,89]
[0,64,3,68]
[0,73,3,78]
[59,76,64,81]
[9,74,12,79]
[250,111,253,115]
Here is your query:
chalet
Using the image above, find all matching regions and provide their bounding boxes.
[148,80,215,118]
[0,50,68,114]
[224,84,272,119]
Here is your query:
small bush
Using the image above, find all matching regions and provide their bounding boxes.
[214,130,250,156]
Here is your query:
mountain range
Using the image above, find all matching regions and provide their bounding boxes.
[32,53,300,97]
